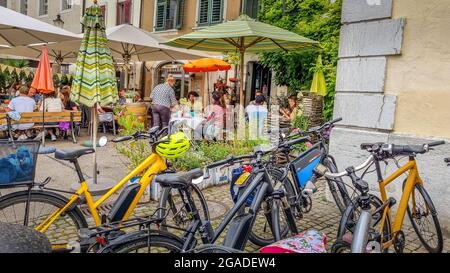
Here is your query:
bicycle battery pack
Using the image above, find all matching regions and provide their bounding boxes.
[108,183,141,222]
[222,213,253,250]
[290,143,322,189]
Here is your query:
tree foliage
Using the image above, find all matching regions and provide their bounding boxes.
[257,0,342,120]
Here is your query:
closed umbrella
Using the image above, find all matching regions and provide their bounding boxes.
[183,58,231,106]
[30,46,55,151]
[163,15,319,106]
[71,3,118,184]
[310,55,327,96]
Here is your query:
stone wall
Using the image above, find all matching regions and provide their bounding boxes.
[331,0,450,237]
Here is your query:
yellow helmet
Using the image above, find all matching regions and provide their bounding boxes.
[155,131,190,159]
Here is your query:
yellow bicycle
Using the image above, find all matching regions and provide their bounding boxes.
[0,125,206,249]
[328,141,445,253]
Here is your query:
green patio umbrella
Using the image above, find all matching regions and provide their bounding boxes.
[310,55,327,96]
[71,3,118,184]
[163,15,319,106]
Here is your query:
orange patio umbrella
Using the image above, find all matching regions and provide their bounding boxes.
[183,58,231,106]
[31,46,55,149]
[183,58,231,73]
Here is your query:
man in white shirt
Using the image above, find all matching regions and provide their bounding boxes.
[245,95,268,140]
[7,86,36,140]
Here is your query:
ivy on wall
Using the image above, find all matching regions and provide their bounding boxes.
[257,0,342,120]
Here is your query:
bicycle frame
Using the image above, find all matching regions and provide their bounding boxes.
[175,168,278,252]
[375,157,421,250]
[36,153,167,232]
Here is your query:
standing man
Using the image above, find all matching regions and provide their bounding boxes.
[150,75,177,129]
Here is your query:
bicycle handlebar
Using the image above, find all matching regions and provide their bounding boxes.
[318,155,375,179]
[361,141,446,157]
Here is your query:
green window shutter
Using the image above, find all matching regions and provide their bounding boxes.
[155,0,167,31]
[244,0,259,19]
[210,0,223,24]
[175,0,185,30]
[198,0,209,25]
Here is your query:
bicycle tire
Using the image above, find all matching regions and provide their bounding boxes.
[0,222,52,253]
[406,184,443,253]
[0,190,87,246]
[330,239,351,253]
[104,233,184,253]
[248,168,295,246]
[323,157,349,213]
[158,183,209,231]
[336,194,391,253]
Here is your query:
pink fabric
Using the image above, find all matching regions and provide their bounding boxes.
[259,230,327,254]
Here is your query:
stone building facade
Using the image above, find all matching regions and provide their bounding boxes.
[330,0,450,236]
[4,0,84,33]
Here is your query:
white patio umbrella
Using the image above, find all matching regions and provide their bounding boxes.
[0,6,79,47]
[0,44,79,66]
[6,24,210,63]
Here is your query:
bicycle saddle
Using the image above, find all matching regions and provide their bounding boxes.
[154,168,203,188]
[55,148,95,161]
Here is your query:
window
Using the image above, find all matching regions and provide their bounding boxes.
[61,0,72,11]
[0,0,7,8]
[155,0,185,31]
[20,0,27,14]
[198,0,223,27]
[116,0,132,25]
[244,0,259,19]
[39,0,48,16]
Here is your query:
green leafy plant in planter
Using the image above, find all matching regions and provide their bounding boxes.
[115,109,150,171]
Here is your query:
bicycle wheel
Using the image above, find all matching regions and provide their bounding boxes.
[0,190,87,246]
[248,168,295,246]
[105,233,184,253]
[335,194,391,253]
[407,184,443,253]
[330,240,351,253]
[158,183,209,232]
[323,157,349,213]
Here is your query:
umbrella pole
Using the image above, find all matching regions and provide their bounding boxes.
[92,105,98,184]
[207,72,210,105]
[41,98,45,146]
[239,50,245,107]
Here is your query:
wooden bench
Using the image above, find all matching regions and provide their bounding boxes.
[0,111,82,143]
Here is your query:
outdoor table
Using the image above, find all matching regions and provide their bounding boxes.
[171,116,205,130]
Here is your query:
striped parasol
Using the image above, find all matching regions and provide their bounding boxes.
[163,15,319,106]
[70,5,118,108]
[70,3,118,184]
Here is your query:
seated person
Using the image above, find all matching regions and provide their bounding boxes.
[204,92,226,141]
[133,92,143,103]
[6,86,36,140]
[60,86,78,140]
[280,95,299,123]
[28,87,42,104]
[118,89,127,105]
[39,91,64,141]
[186,91,203,117]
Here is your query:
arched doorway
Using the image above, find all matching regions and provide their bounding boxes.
[155,61,188,100]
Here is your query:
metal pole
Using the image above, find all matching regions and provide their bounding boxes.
[92,105,98,184]
[239,50,245,106]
